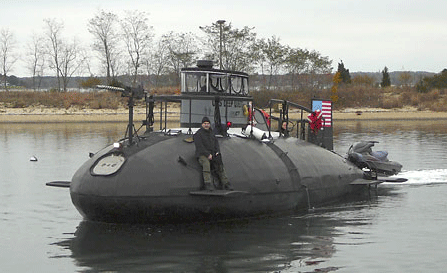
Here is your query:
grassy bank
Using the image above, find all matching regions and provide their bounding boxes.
[1,85,446,112]
[0,87,179,110]
[251,86,447,112]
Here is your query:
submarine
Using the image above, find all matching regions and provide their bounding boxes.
[47,60,405,223]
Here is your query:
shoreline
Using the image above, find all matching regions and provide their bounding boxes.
[1,106,447,123]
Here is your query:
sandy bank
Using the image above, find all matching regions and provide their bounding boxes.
[332,107,447,121]
[1,106,446,123]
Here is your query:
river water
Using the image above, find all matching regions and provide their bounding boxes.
[1,120,446,272]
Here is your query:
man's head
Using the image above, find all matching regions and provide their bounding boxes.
[201,116,211,130]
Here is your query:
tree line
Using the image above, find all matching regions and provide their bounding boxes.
[335,61,446,93]
[0,10,332,92]
[2,10,445,94]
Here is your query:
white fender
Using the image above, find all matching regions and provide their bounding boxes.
[243,125,267,140]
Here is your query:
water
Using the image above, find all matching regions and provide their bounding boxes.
[1,120,447,272]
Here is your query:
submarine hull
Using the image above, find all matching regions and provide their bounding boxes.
[70,133,364,223]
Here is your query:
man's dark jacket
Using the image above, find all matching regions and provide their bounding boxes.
[194,127,220,158]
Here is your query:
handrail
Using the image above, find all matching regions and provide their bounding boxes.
[145,93,253,133]
[266,99,313,140]
[267,99,312,113]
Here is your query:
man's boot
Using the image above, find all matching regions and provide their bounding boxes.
[223,182,233,191]
[203,171,214,191]
[217,166,233,191]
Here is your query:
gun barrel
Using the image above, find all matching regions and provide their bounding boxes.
[96,85,125,92]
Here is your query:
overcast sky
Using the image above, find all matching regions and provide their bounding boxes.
[2,0,447,76]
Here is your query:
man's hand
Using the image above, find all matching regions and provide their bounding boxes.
[208,154,213,160]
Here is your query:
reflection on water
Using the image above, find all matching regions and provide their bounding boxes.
[51,187,403,273]
[54,203,375,273]
[0,122,124,141]
[334,119,447,136]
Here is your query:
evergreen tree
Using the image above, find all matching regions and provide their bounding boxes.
[416,69,447,93]
[381,66,391,87]
[337,61,351,84]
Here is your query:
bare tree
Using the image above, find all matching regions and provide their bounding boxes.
[44,18,86,91]
[0,28,19,91]
[88,10,121,84]
[43,18,64,91]
[145,37,169,87]
[80,49,95,77]
[255,36,288,89]
[306,50,332,90]
[285,48,332,91]
[161,31,199,85]
[200,21,257,72]
[121,10,153,85]
[26,33,46,90]
[58,38,86,91]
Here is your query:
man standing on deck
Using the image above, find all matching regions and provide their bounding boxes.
[194,116,233,191]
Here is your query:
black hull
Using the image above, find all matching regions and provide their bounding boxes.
[71,191,304,223]
[72,184,362,223]
[70,133,364,223]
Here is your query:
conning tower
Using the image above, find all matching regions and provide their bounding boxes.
[180,60,250,129]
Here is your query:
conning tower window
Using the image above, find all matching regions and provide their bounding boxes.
[210,73,228,92]
[230,75,246,94]
[185,73,207,92]
[183,71,248,95]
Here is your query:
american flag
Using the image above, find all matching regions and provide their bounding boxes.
[312,100,332,127]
